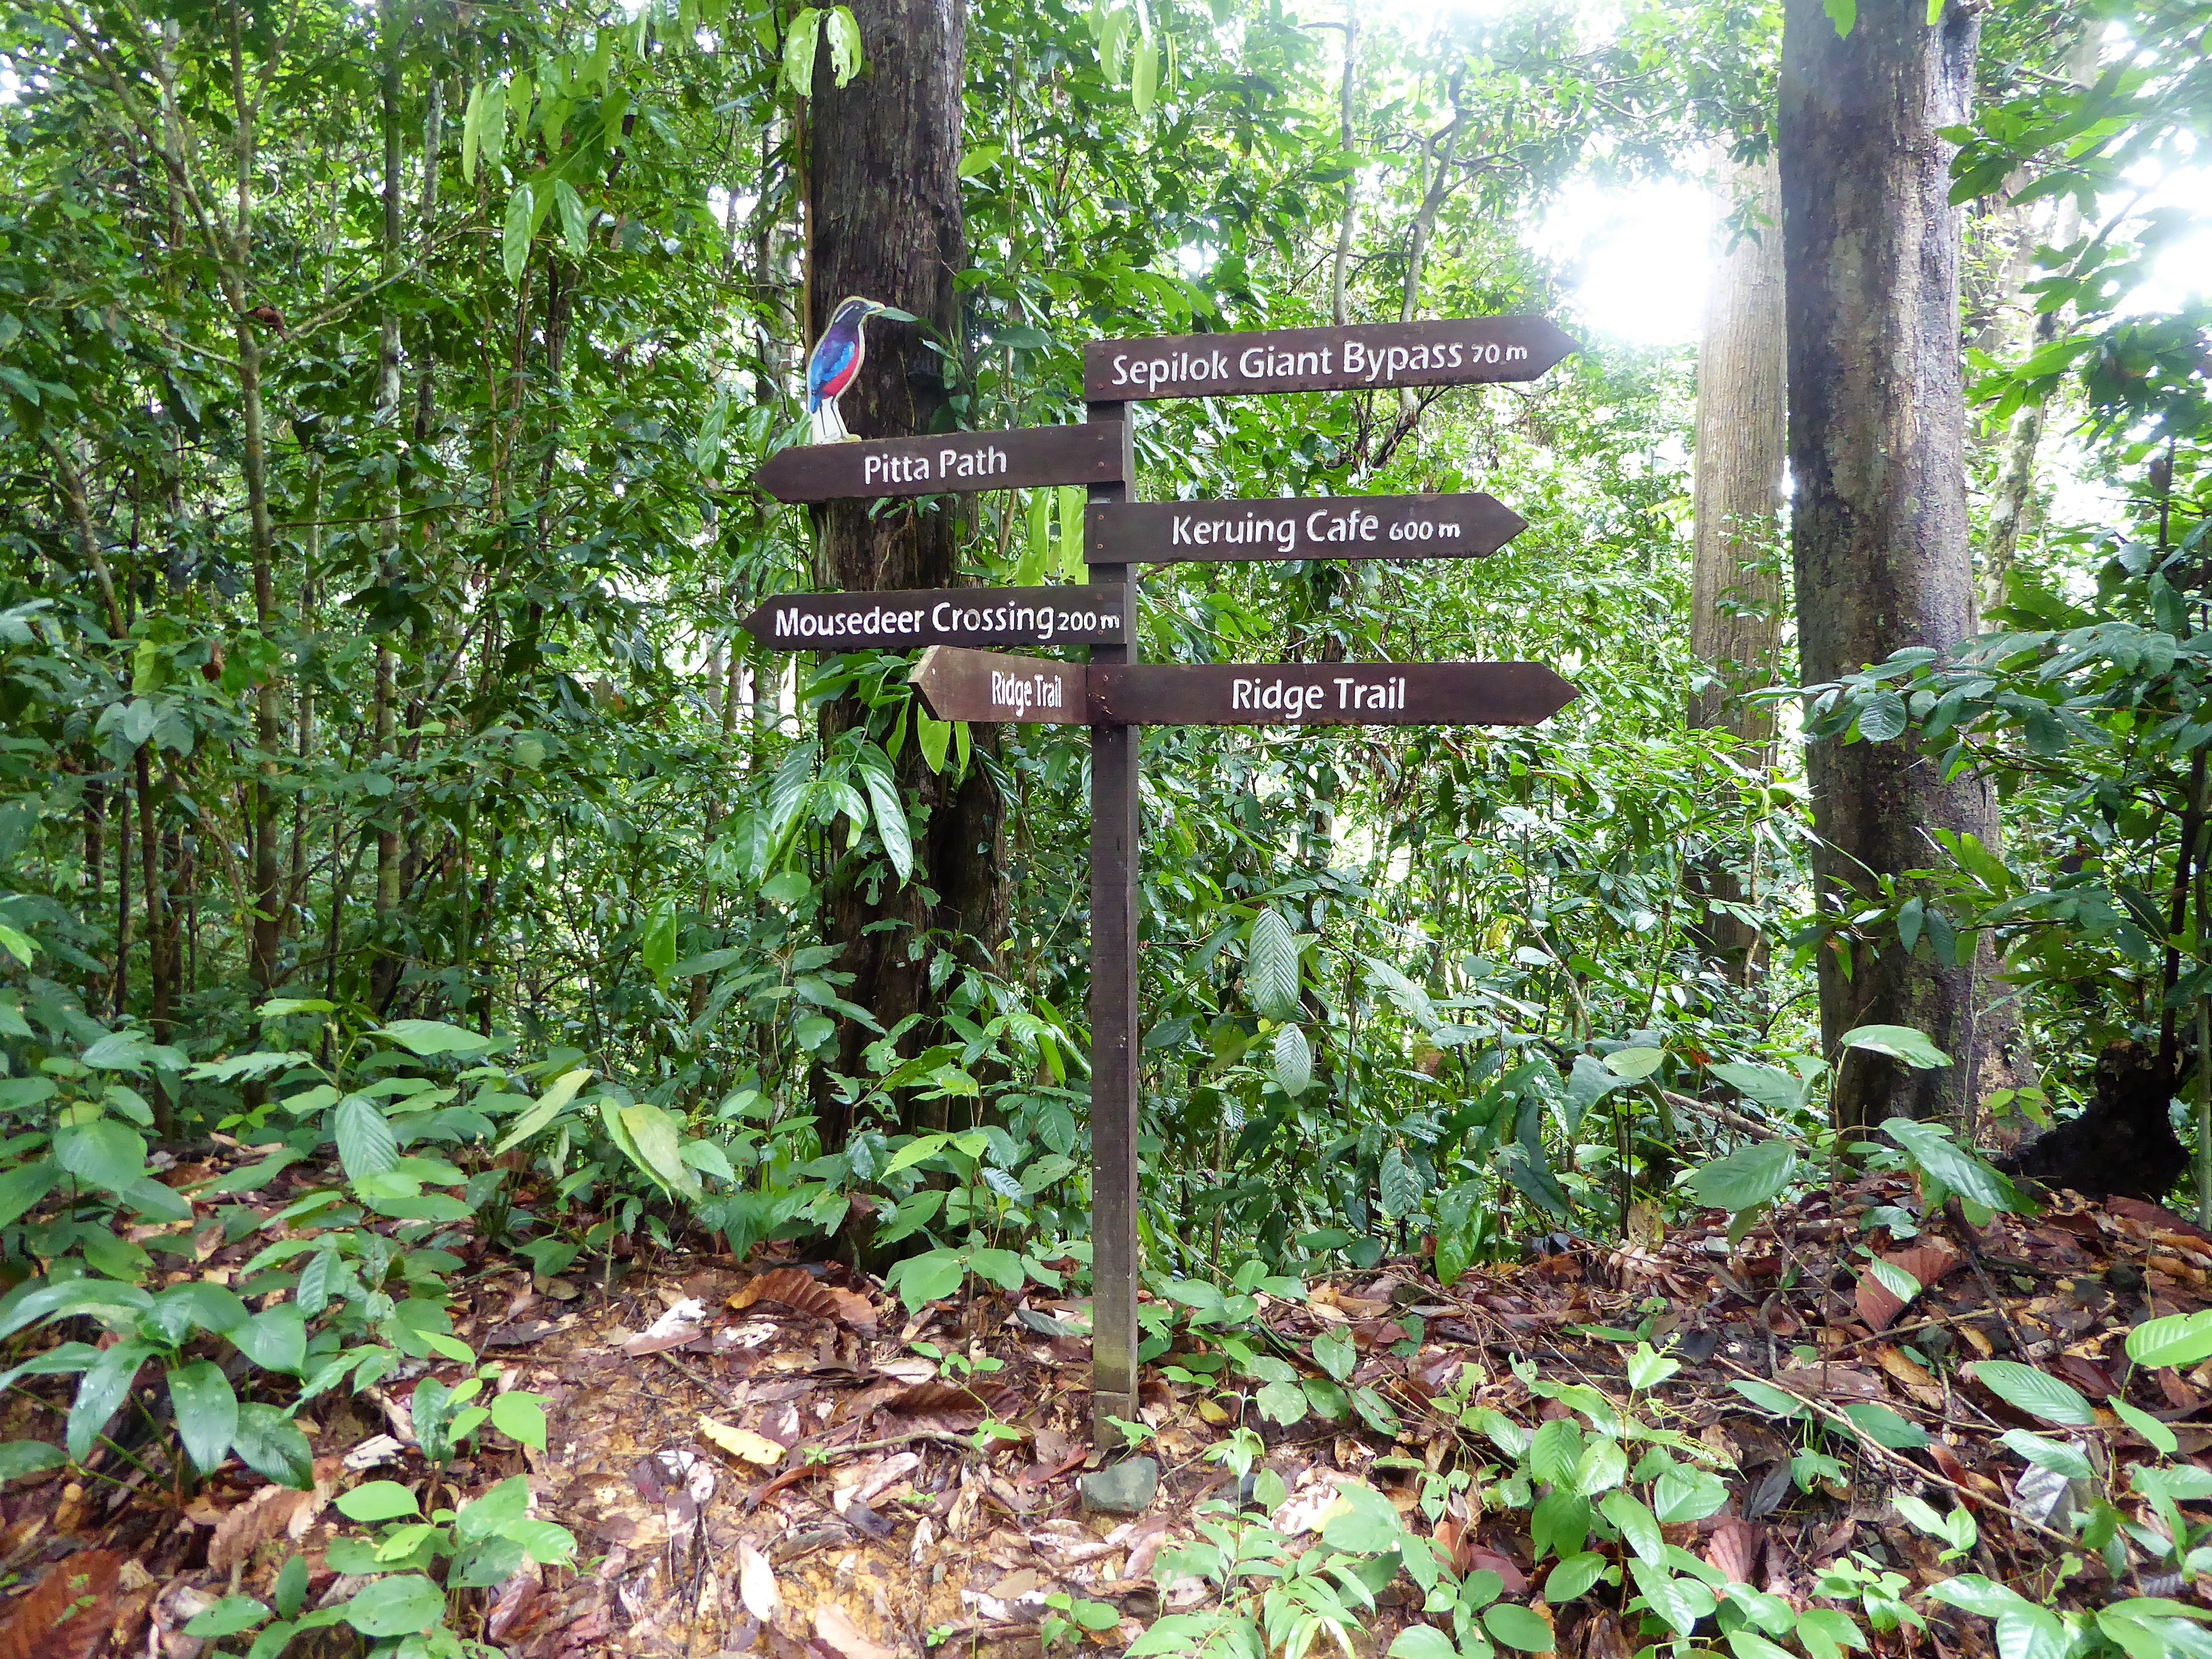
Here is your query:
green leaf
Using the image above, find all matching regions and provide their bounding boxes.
[1319,1482,1405,1555]
[1246,909,1300,1022]
[491,1391,549,1451]
[822,4,863,82]
[1604,1046,1664,1080]
[333,1095,400,1181]
[1545,1552,1607,1604]
[1255,1380,1308,1425]
[1057,486,1087,578]
[619,1102,704,1200]
[1842,1402,1929,1450]
[340,1575,446,1639]
[1312,1327,1355,1383]
[957,145,1002,179]
[858,762,912,882]
[55,1119,148,1192]
[186,1597,270,1639]
[887,1248,965,1312]
[233,1402,314,1489]
[555,179,589,255]
[782,6,824,95]
[168,1361,238,1475]
[1529,1417,1582,1489]
[1271,1024,1312,1098]
[2109,1396,2178,1455]
[493,1067,594,1155]
[915,709,951,773]
[1842,1025,1949,1068]
[0,1160,58,1229]
[1686,1141,1796,1213]
[1880,1115,2023,1212]
[1925,0,1943,22]
[382,1019,497,1057]
[460,82,484,182]
[1390,1629,1458,1659]
[336,1480,421,1522]
[1599,1490,1665,1563]
[1629,1559,1715,1637]
[1824,0,1855,41]
[503,185,535,283]
[1727,1378,1807,1420]
[1483,1604,1557,1653]
[1378,1144,1420,1219]
[2126,1310,2212,1370]
[1652,1465,1728,1524]
[2000,1430,2093,1479]
[0,1442,65,1484]
[231,1305,307,1375]
[1131,36,1159,113]
[1855,691,1906,741]
[1970,1360,2095,1427]
[68,1339,152,1462]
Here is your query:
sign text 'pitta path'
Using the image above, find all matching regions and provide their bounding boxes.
[742,587,1126,651]
[1087,495,1524,565]
[758,422,1128,504]
[1084,317,1577,402]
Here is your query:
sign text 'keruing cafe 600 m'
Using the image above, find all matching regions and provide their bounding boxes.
[1083,317,1578,401]
[1086,495,1526,565]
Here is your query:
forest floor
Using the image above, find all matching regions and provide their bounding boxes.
[3,1167,2209,1657]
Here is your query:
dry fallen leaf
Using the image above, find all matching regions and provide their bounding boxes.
[699,1416,786,1467]
[729,1267,878,1332]
[1854,1242,1960,1331]
[737,1540,781,1623]
[815,1603,900,1659]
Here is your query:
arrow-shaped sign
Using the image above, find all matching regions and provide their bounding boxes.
[1085,316,1578,403]
[758,422,1129,504]
[742,587,1127,651]
[1085,495,1524,565]
[911,650,1578,729]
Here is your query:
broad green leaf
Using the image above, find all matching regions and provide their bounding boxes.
[493,1067,594,1155]
[2000,1431,2093,1479]
[1255,1380,1307,1425]
[1604,1046,1663,1080]
[1842,1025,1949,1068]
[1390,1629,1458,1659]
[1600,1490,1665,1563]
[782,6,824,95]
[382,1019,496,1057]
[957,145,1003,179]
[1970,1360,2094,1427]
[2126,1310,2212,1370]
[341,1575,446,1638]
[0,1441,64,1484]
[168,1361,238,1474]
[333,1095,399,1180]
[233,1402,314,1489]
[555,179,589,255]
[55,1119,148,1192]
[1483,1604,1557,1653]
[1378,1144,1420,1218]
[503,185,534,283]
[619,1103,704,1200]
[1881,1118,2024,1213]
[1842,1402,1929,1450]
[1246,909,1300,1022]
[1312,1327,1355,1383]
[1272,1023,1312,1098]
[336,1480,421,1522]
[68,1339,152,1461]
[858,762,912,881]
[1686,1141,1796,1213]
[1131,36,1159,113]
[490,1391,549,1451]
[231,1305,307,1375]
[1544,1552,1607,1604]
[186,1597,270,1639]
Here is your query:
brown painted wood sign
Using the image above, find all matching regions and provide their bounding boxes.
[1089,662,1578,727]
[912,646,1088,725]
[1086,495,1525,564]
[741,587,1128,650]
[757,422,1129,504]
[1083,317,1577,402]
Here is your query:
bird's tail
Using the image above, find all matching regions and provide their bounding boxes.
[810,400,847,445]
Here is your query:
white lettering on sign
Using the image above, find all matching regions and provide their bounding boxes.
[1164,507,1465,556]
[1228,674,1409,721]
[1108,347,1233,392]
[858,441,1009,487]
[990,670,1067,714]
[768,599,1120,644]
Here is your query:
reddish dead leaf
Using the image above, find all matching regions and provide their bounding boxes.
[1578,1611,1633,1659]
[1874,1344,1937,1390]
[882,1380,1010,1417]
[1854,1242,1961,1331]
[1464,1545,1527,1596]
[1773,1363,1886,1402]
[0,1551,119,1659]
[730,1268,878,1332]
[487,1573,546,1644]
[814,1603,900,1659]
[207,1459,336,1573]
[2057,1355,2116,1399]
[1705,1518,1760,1584]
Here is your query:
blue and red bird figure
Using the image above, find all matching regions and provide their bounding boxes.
[806,295,894,444]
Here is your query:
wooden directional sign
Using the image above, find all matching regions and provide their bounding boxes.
[758,423,1129,504]
[1089,662,1578,727]
[1084,317,1577,402]
[912,646,1088,725]
[742,587,1127,651]
[1086,495,1524,565]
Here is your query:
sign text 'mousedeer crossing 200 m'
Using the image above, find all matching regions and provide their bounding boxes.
[741,587,1127,650]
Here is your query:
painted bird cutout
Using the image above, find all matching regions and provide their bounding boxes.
[806,296,915,444]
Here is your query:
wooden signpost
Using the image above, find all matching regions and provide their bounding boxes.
[757,422,1128,504]
[1086,494,1525,565]
[759,314,1578,1449]
[743,587,1127,651]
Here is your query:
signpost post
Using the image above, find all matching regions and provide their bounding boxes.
[752,314,1579,1454]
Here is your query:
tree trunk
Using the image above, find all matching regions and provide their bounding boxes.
[1686,154,1787,978]
[1781,0,2001,1127]
[806,0,1003,1150]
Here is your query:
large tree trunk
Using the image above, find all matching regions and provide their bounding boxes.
[807,0,1004,1149]
[1782,0,2001,1128]
[1687,154,1787,978]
